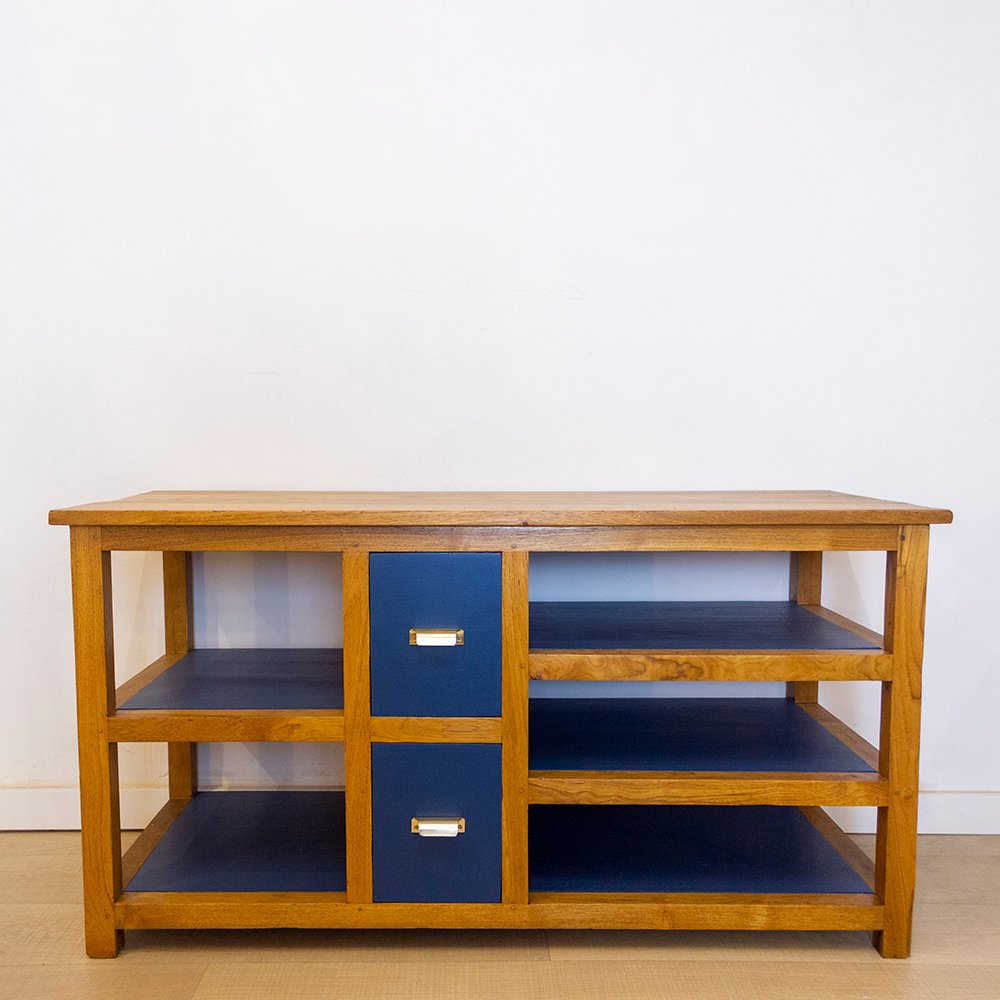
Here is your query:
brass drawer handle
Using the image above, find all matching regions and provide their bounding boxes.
[409,628,465,647]
[411,817,466,838]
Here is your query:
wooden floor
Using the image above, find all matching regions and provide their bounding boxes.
[2,833,999,1000]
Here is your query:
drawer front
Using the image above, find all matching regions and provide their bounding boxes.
[372,743,502,903]
[369,552,502,717]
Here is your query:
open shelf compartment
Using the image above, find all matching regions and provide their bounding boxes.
[118,649,344,711]
[529,804,873,894]
[527,697,884,806]
[110,649,345,742]
[125,791,347,893]
[528,601,887,682]
[530,601,879,650]
[529,697,875,772]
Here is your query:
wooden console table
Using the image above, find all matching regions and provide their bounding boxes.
[48,490,952,958]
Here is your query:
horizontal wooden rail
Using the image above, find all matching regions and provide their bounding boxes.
[370,717,501,743]
[529,651,892,682]
[98,524,900,553]
[528,771,889,806]
[108,710,345,742]
[116,892,883,931]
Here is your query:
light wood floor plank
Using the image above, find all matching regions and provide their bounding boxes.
[190,959,739,1000]
[0,855,83,904]
[0,963,207,1000]
[0,905,84,966]
[118,929,550,964]
[908,904,1000,967]
[544,928,882,963]
[189,959,1000,1000]
[915,855,1000,905]
[0,832,83,857]
[913,835,1000,858]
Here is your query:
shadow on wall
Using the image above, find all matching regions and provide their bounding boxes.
[194,551,345,648]
[192,552,346,789]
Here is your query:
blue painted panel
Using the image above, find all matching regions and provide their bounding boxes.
[530,601,880,651]
[530,805,871,893]
[372,743,502,903]
[370,553,502,716]
[118,649,344,711]
[529,698,875,772]
[126,792,346,892]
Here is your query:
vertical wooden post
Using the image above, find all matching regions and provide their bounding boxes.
[342,551,373,903]
[163,552,196,800]
[501,550,530,904]
[786,551,822,703]
[873,524,929,958]
[70,526,123,958]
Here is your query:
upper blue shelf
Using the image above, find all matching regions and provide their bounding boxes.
[118,649,344,711]
[529,601,879,650]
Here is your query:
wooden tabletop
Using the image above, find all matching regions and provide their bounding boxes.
[48,491,953,527]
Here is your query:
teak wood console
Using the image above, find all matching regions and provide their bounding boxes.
[48,490,952,959]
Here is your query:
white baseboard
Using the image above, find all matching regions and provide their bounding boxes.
[3,787,1000,834]
[828,792,1000,835]
[0,787,170,831]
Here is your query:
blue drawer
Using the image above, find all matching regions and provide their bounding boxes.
[369,553,502,717]
[372,743,502,903]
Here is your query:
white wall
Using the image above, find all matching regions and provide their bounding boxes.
[1,1,997,832]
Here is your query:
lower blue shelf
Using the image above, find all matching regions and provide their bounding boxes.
[127,792,346,892]
[529,805,872,894]
[529,698,875,772]
[129,794,870,898]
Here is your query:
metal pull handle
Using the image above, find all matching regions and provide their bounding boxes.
[409,628,464,647]
[411,817,466,837]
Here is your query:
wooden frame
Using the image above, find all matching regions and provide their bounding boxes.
[162,553,197,801]
[69,526,123,958]
[53,492,949,958]
[114,893,884,931]
[96,524,900,552]
[528,650,892,682]
[527,771,889,807]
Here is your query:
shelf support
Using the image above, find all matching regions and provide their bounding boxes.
[343,551,373,903]
[786,551,822,703]
[162,552,197,800]
[501,551,530,904]
[873,524,929,958]
[70,526,124,958]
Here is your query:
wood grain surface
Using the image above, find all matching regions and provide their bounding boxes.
[69,526,124,958]
[95,523,905,552]
[162,552,197,801]
[49,490,953,526]
[874,524,930,958]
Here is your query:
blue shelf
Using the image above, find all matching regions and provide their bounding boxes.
[529,805,871,894]
[118,649,344,711]
[529,698,875,772]
[126,792,346,892]
[529,601,878,651]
